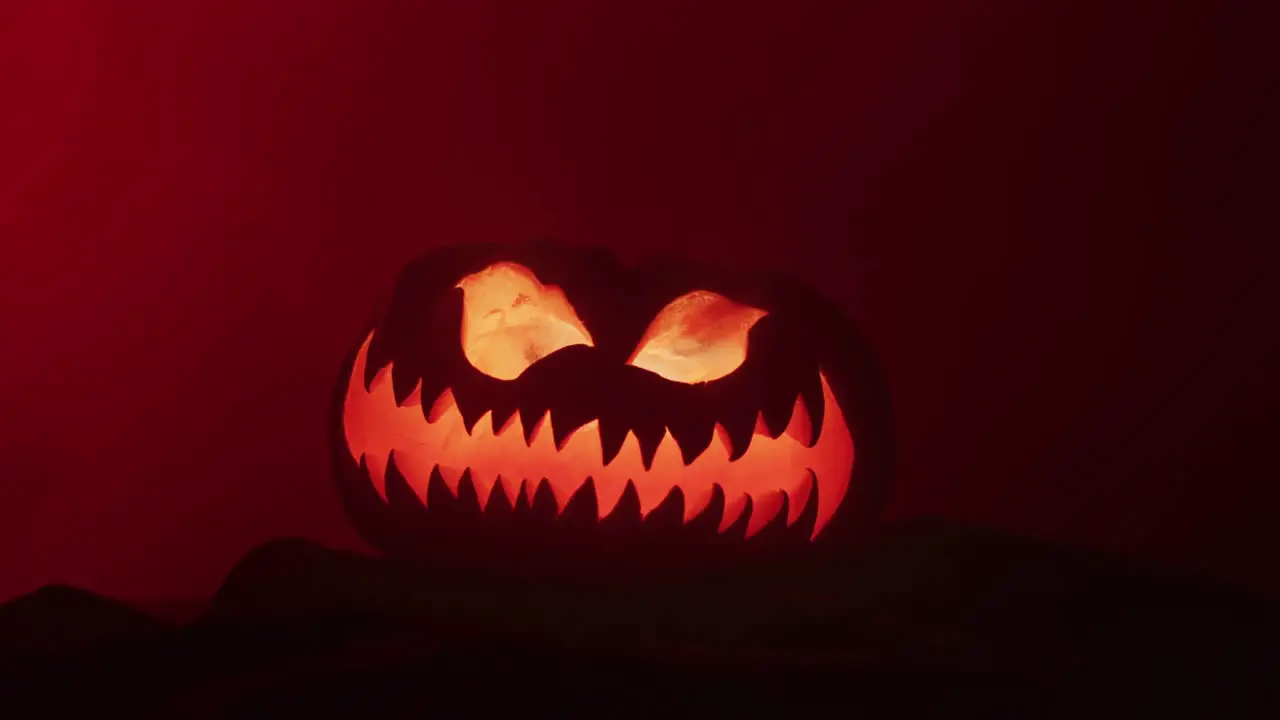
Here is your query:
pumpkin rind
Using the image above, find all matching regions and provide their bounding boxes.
[329,242,894,564]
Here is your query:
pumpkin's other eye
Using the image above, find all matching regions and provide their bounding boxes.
[457,262,594,380]
[628,290,767,384]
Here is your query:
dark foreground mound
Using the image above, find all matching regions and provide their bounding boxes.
[1,518,1276,717]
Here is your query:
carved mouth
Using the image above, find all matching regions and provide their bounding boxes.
[344,334,855,540]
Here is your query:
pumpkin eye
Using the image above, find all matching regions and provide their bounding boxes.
[627,290,767,384]
[456,262,594,380]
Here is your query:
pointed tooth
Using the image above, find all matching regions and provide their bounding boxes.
[752,411,770,438]
[745,490,786,539]
[384,452,427,515]
[598,417,628,467]
[472,410,494,438]
[603,482,642,527]
[682,487,715,523]
[395,380,423,408]
[632,479,668,518]
[494,475,521,509]
[349,335,373,401]
[386,447,433,502]
[495,411,523,440]
[359,454,385,503]
[470,470,498,511]
[490,404,518,436]
[711,423,736,462]
[460,409,485,435]
[551,412,593,451]
[667,413,715,466]
[560,478,598,524]
[634,425,664,471]
[427,389,457,424]
[452,386,488,434]
[612,430,644,471]
[415,379,445,422]
[526,411,553,447]
[426,466,455,510]
[528,479,560,518]
[720,410,755,462]
[787,471,815,526]
[362,334,393,392]
[481,482,513,518]
[518,406,546,445]
[711,422,742,468]
[547,478,578,516]
[517,407,537,444]
[652,430,683,469]
[562,420,601,468]
[592,475,629,519]
[719,491,750,533]
[812,471,851,541]
[361,359,380,394]
[437,465,464,496]
[760,381,796,438]
[511,479,532,512]
[417,461,437,507]
[454,469,483,515]
[810,373,854,540]
[365,451,390,501]
[391,365,421,407]
[364,362,392,397]
[784,394,813,446]
[798,372,825,448]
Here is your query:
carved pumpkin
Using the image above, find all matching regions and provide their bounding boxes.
[330,243,892,562]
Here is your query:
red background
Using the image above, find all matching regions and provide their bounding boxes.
[1,1,1272,603]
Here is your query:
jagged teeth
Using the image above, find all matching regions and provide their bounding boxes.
[374,452,819,537]
[424,387,818,463]
[380,386,843,533]
[346,336,852,541]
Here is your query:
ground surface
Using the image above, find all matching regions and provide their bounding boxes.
[1,518,1275,717]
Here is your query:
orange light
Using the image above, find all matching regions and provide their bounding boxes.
[456,262,594,381]
[628,290,768,384]
[344,335,856,540]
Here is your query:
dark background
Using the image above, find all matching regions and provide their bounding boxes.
[0,0,1272,604]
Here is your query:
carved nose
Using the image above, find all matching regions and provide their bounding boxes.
[522,343,624,400]
[512,340,676,471]
[525,342,662,393]
[516,340,667,418]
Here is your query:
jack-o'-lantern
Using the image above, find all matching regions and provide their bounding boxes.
[330,243,893,564]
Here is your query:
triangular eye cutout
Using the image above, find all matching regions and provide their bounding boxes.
[456,262,594,380]
[627,290,767,384]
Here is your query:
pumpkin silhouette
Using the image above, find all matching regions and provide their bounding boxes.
[329,242,893,569]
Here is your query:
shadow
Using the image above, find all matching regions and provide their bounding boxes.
[1,518,1275,716]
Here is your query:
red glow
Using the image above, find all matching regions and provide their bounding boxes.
[2,0,1264,605]
[343,334,856,539]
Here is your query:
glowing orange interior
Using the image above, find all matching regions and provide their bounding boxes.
[456,262,594,380]
[627,290,769,384]
[344,335,856,540]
